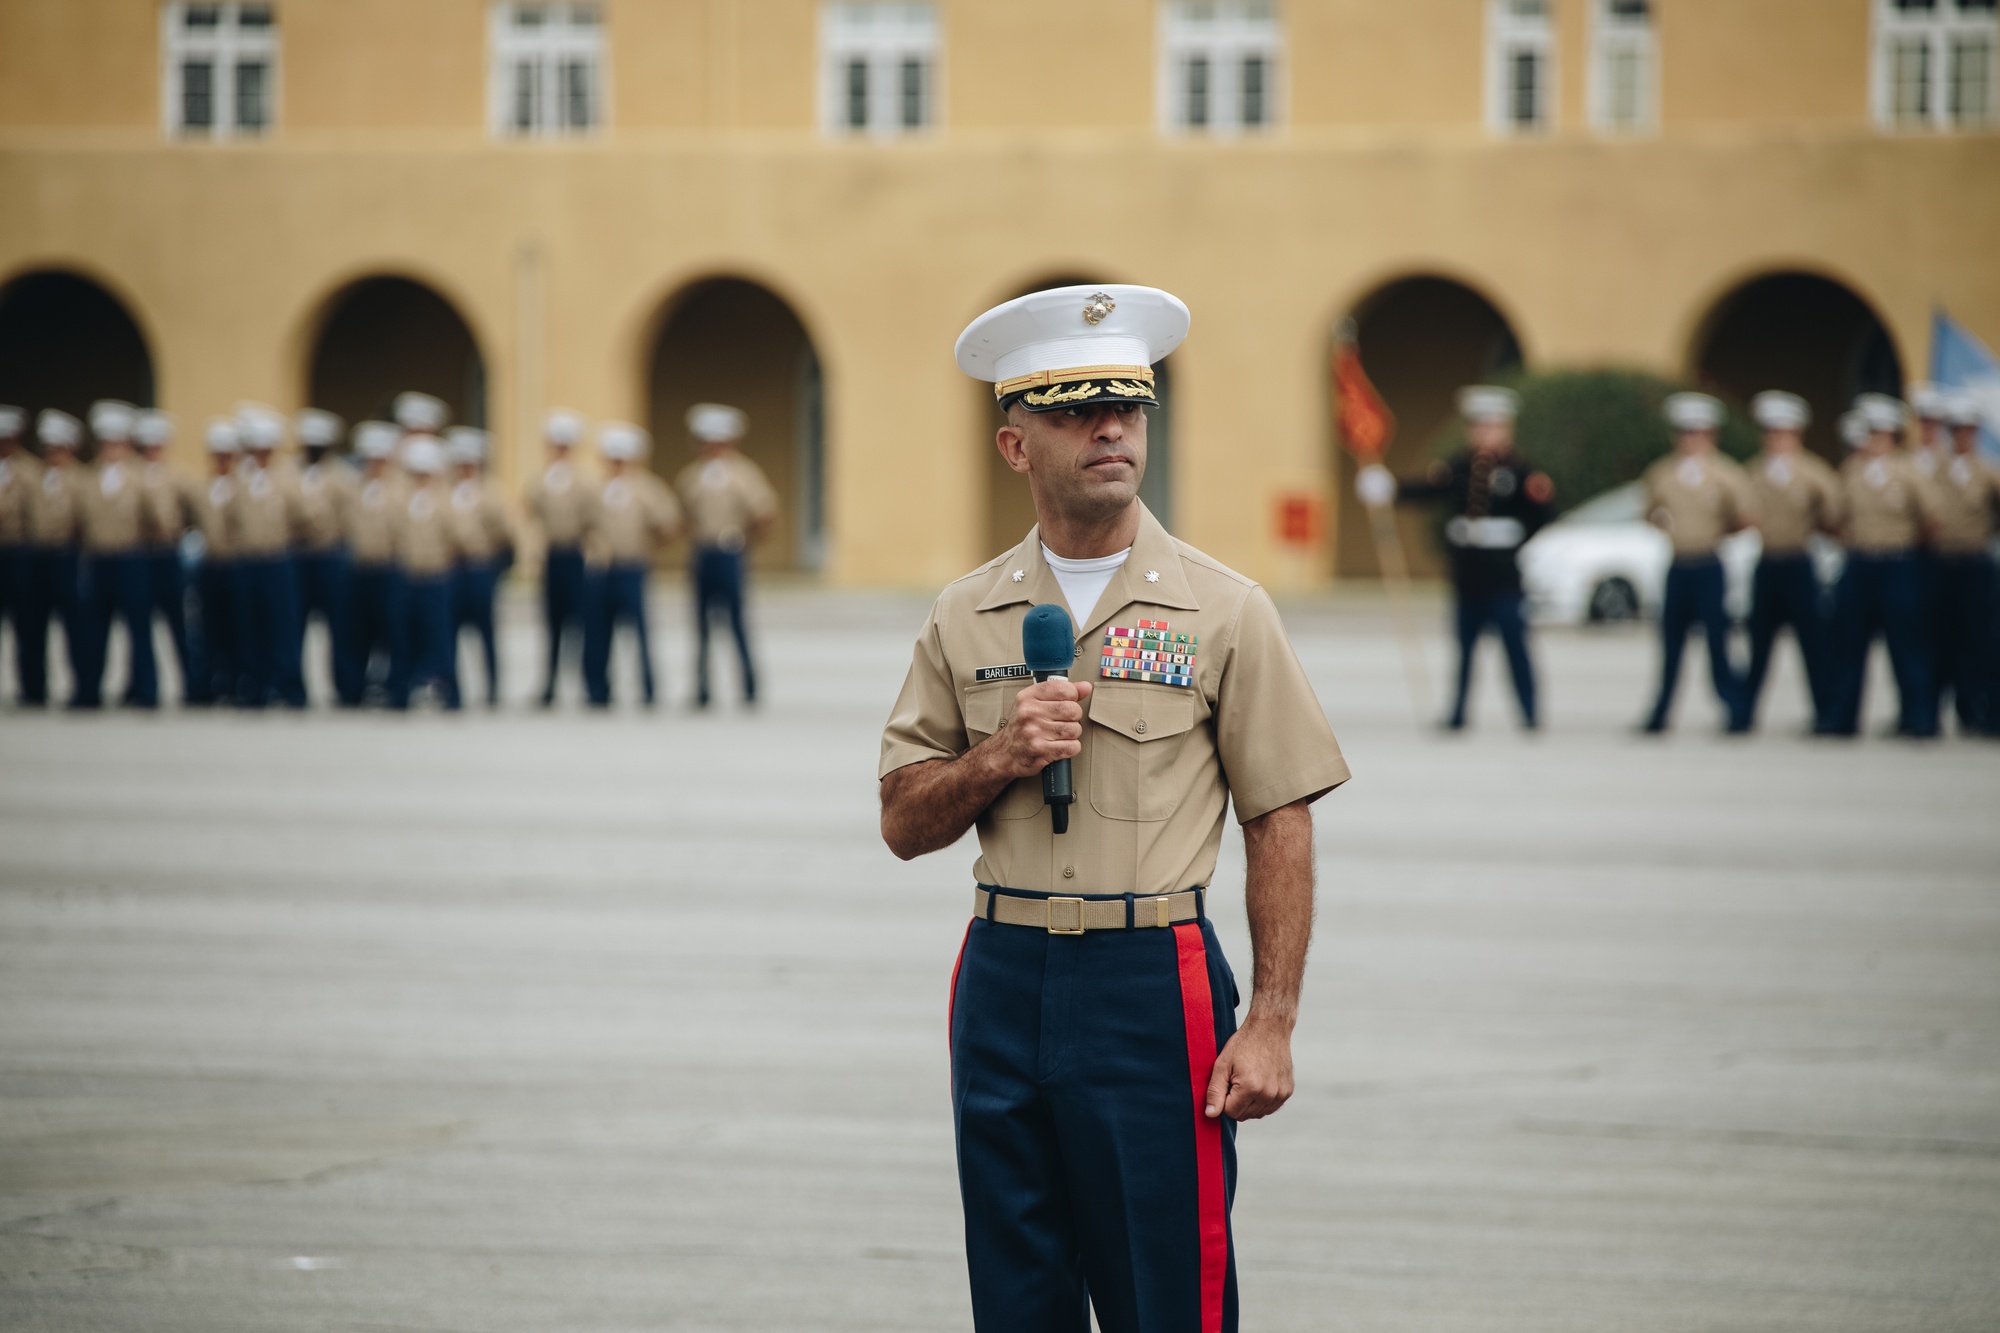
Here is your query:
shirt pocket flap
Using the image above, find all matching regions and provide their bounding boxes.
[962,680,1022,739]
[1089,684,1196,743]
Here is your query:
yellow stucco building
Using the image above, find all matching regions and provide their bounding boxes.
[2,0,1997,587]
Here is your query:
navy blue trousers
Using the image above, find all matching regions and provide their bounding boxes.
[232,556,305,708]
[74,552,158,708]
[1933,552,1997,735]
[951,889,1239,1333]
[190,559,236,706]
[541,546,586,704]
[1448,591,1535,728]
[16,547,82,706]
[1743,553,1833,729]
[1646,557,1748,731]
[148,549,197,703]
[584,564,654,706]
[693,546,757,704]
[454,560,501,705]
[1827,551,1937,737]
[352,564,406,706]
[298,548,359,706]
[395,574,460,710]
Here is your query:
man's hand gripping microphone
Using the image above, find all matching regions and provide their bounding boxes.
[1021,603,1078,834]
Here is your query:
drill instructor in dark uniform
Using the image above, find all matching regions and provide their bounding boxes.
[880,285,1349,1333]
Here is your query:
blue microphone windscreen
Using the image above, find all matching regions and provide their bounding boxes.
[1022,603,1076,673]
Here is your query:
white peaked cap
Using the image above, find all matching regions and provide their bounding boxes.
[393,392,449,432]
[0,405,23,436]
[1838,410,1868,449]
[1907,382,1946,418]
[598,421,649,461]
[543,408,585,445]
[956,285,1187,412]
[296,408,345,447]
[1751,390,1810,431]
[135,410,175,447]
[38,409,82,447]
[402,437,446,475]
[446,426,489,464]
[353,420,400,460]
[1457,385,1519,423]
[1855,393,1907,433]
[687,402,747,443]
[89,399,138,440]
[1941,391,1984,428]
[205,417,242,453]
[1665,392,1725,432]
[235,402,286,448]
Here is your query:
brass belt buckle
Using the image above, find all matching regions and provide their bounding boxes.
[1046,896,1086,935]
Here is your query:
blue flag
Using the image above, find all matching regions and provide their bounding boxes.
[1930,309,2000,460]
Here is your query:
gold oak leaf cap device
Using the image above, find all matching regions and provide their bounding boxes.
[955,284,1190,414]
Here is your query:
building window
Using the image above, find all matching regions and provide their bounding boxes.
[1590,0,1654,132]
[1875,0,1998,129]
[820,4,939,137]
[1488,0,1555,135]
[1159,3,1284,137]
[161,3,278,139]
[489,3,604,138]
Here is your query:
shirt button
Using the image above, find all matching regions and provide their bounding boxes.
[1062,865,1076,879]
[1134,719,1148,734]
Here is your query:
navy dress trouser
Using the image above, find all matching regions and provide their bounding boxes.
[1647,557,1748,731]
[149,548,196,703]
[951,890,1240,1333]
[232,556,306,708]
[74,552,157,708]
[454,559,501,705]
[1448,591,1535,728]
[298,548,359,706]
[693,546,757,704]
[1743,552,1832,728]
[584,564,654,706]
[1933,552,1997,735]
[16,547,82,706]
[395,574,460,710]
[541,546,586,703]
[1827,551,1937,737]
[351,564,406,705]
[191,559,235,706]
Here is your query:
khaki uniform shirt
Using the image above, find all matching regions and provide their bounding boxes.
[1931,452,2000,555]
[350,472,406,567]
[448,476,514,562]
[192,471,239,561]
[394,479,459,578]
[27,461,84,549]
[586,471,681,567]
[527,460,597,548]
[1641,453,1757,558]
[79,460,147,554]
[0,450,43,546]
[230,461,297,558]
[1840,452,1935,554]
[138,461,197,549]
[880,507,1350,897]
[675,452,778,552]
[1747,450,1843,555]
[294,459,359,553]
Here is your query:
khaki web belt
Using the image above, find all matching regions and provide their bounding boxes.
[974,887,1203,935]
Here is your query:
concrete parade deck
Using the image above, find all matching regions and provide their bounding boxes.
[2,587,1996,1331]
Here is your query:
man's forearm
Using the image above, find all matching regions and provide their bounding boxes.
[880,743,1014,860]
[1240,800,1315,1028]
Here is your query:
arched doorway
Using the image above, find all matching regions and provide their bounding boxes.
[308,276,487,432]
[1692,271,1903,461]
[1335,275,1523,578]
[0,270,155,432]
[979,276,1176,560]
[647,278,824,572]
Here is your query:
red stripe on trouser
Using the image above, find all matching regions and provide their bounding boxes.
[948,920,972,1051]
[1173,922,1227,1333]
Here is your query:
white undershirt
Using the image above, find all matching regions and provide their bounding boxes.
[1042,544,1130,625]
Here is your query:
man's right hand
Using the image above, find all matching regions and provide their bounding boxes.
[992,678,1094,779]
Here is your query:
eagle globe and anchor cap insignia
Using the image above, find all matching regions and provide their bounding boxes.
[1082,292,1117,325]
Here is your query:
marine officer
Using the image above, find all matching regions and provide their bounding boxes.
[73,400,156,709]
[392,434,461,710]
[1639,392,1757,734]
[347,421,406,706]
[582,422,680,708]
[880,285,1349,1333]
[1741,391,1843,730]
[1906,383,1949,714]
[230,404,306,708]
[134,409,201,703]
[1825,394,1940,738]
[676,403,779,708]
[445,426,513,707]
[527,409,594,706]
[1357,385,1553,730]
[188,418,242,705]
[1929,393,2000,734]
[21,410,86,707]
[293,407,360,705]
[0,405,32,700]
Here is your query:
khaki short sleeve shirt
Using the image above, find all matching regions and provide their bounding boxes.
[1642,453,1757,557]
[1931,453,2000,554]
[675,452,779,550]
[880,507,1349,896]
[1747,450,1843,554]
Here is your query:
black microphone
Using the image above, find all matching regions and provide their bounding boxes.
[1021,603,1078,835]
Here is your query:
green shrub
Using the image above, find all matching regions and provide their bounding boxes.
[1427,369,1759,515]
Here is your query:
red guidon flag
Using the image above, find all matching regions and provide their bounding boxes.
[1333,330,1395,463]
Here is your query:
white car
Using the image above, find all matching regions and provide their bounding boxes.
[1518,481,1771,625]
